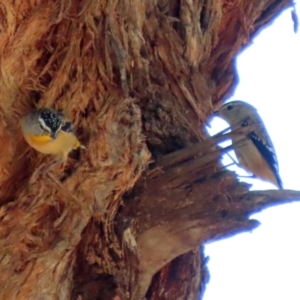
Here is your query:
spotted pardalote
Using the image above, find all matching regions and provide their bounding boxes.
[214,100,283,189]
[21,108,84,162]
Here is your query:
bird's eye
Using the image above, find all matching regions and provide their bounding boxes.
[241,120,248,127]
[227,105,233,110]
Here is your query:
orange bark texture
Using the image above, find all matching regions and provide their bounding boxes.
[0,0,295,299]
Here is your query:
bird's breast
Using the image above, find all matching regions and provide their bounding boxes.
[26,131,80,156]
[232,137,279,188]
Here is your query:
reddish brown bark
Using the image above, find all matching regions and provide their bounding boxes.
[0,0,297,299]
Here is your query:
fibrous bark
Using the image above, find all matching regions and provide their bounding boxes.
[0,0,297,299]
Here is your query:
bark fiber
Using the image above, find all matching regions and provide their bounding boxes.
[0,0,297,299]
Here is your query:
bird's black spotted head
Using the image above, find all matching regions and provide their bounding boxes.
[37,108,66,138]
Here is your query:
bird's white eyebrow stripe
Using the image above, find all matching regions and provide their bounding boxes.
[38,117,51,133]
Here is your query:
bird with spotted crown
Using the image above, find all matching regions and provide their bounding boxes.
[214,100,283,189]
[20,108,85,163]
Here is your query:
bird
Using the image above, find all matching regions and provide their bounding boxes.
[214,100,283,189]
[20,108,84,163]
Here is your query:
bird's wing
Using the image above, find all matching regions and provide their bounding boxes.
[61,121,74,133]
[247,126,283,189]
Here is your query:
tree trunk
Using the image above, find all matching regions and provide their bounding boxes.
[0,0,298,299]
